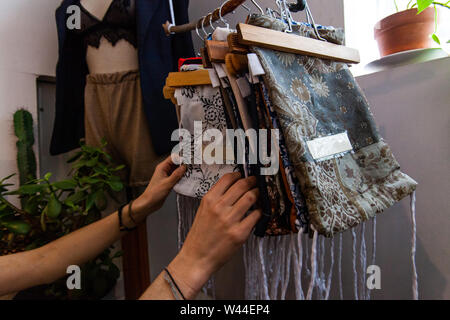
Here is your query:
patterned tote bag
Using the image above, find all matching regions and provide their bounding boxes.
[173,85,239,199]
[248,15,417,237]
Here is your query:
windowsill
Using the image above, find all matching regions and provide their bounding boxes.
[349,48,449,78]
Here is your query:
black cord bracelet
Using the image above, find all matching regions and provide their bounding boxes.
[164,267,186,300]
[118,204,137,232]
[128,200,138,226]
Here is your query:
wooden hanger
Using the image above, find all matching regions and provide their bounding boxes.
[200,47,213,68]
[163,69,212,105]
[227,33,248,55]
[225,53,248,76]
[163,86,177,105]
[205,40,230,63]
[237,23,360,64]
[165,69,212,87]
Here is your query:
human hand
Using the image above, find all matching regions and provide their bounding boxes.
[133,155,186,219]
[167,172,261,299]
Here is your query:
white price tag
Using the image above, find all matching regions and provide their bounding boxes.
[306,132,353,160]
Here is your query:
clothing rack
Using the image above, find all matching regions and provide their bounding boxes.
[164,0,312,36]
[164,0,247,35]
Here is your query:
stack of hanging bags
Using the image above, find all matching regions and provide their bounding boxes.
[163,14,418,300]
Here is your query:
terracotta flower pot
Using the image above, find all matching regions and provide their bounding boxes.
[374,7,436,57]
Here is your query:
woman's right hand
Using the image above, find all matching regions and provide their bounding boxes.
[167,172,261,299]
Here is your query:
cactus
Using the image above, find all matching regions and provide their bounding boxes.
[13,109,36,187]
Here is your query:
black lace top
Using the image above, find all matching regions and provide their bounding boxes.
[74,0,137,48]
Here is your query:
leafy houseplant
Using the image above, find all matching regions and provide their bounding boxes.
[375,0,450,57]
[0,109,124,299]
[396,0,450,44]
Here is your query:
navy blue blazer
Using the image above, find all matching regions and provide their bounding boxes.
[50,0,194,156]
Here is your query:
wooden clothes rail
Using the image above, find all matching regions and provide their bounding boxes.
[164,0,247,35]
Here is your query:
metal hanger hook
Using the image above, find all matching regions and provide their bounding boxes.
[209,13,216,30]
[201,15,209,36]
[219,1,230,29]
[276,0,285,18]
[282,0,294,32]
[241,4,251,13]
[195,20,203,40]
[250,0,264,14]
[305,2,326,41]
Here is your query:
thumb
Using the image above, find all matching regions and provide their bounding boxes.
[165,164,186,186]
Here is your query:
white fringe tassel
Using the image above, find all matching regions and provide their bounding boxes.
[240,209,415,301]
[176,194,215,298]
[294,229,305,300]
[280,235,293,299]
[257,238,270,300]
[338,232,343,300]
[304,235,311,277]
[306,228,318,300]
[245,233,299,300]
[239,194,415,301]
[318,237,326,299]
[176,193,200,250]
[359,223,367,300]
[351,228,358,300]
[366,216,377,300]
[325,237,335,300]
[410,191,419,300]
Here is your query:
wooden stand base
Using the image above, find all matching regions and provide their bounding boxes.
[121,221,150,300]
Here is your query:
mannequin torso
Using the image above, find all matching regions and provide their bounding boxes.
[80,0,138,74]
[86,38,139,74]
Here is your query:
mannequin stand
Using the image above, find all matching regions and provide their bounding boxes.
[121,187,150,299]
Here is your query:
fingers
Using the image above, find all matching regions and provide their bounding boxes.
[207,172,242,197]
[228,188,259,222]
[158,155,178,175]
[220,176,257,206]
[236,209,262,239]
[166,164,187,185]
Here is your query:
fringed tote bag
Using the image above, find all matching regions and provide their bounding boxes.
[242,14,418,300]
[248,14,417,237]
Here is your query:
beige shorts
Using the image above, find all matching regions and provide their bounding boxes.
[84,70,162,187]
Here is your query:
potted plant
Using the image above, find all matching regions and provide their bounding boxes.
[0,109,124,299]
[374,0,450,57]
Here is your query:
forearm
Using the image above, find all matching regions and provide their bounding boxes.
[33,212,123,283]
[0,199,150,296]
[0,212,120,295]
[139,250,213,300]
[0,155,186,297]
[138,271,178,300]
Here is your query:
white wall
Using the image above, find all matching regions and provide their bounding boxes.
[0,0,60,190]
[354,57,450,299]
